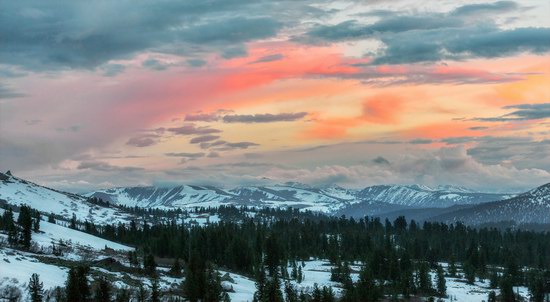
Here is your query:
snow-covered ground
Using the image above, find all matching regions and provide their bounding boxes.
[0,173,134,224]
[0,248,68,299]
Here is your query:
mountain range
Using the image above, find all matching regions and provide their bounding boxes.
[1,171,549,226]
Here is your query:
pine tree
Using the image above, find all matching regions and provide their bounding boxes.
[150,278,161,302]
[115,287,131,302]
[263,274,283,302]
[448,255,457,277]
[70,213,77,229]
[284,281,298,302]
[48,213,56,223]
[356,265,381,302]
[436,265,446,297]
[489,270,499,289]
[417,262,433,294]
[184,251,206,302]
[94,277,111,302]
[253,268,267,302]
[204,264,226,302]
[17,205,33,249]
[33,212,41,232]
[28,273,44,302]
[487,290,497,302]
[143,253,157,276]
[463,262,476,285]
[500,275,516,302]
[65,265,90,302]
[169,257,182,277]
[136,284,149,302]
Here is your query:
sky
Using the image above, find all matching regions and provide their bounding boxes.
[1,0,549,193]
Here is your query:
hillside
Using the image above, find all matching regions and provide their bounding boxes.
[432,183,550,225]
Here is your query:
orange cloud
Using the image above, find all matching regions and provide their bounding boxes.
[362,94,404,124]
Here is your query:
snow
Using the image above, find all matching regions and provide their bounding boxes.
[34,219,133,251]
[0,208,133,252]
[0,248,68,291]
[0,174,133,224]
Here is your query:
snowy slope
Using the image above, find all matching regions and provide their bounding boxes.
[0,172,134,224]
[356,185,512,208]
[87,185,234,209]
[87,182,508,214]
[433,183,550,225]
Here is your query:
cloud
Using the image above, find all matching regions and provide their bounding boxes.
[166,124,222,135]
[126,134,160,147]
[142,59,172,71]
[409,138,433,144]
[165,152,205,159]
[189,135,220,144]
[225,142,259,149]
[186,58,207,68]
[165,152,205,164]
[207,151,220,158]
[0,83,25,99]
[473,103,550,122]
[222,112,308,123]
[249,54,284,64]
[302,5,549,65]
[0,1,286,71]
[221,45,248,59]
[372,156,390,165]
[373,26,550,65]
[502,103,550,120]
[362,94,403,124]
[184,113,221,122]
[199,140,227,149]
[101,64,126,77]
[469,126,489,131]
[77,161,144,172]
[305,16,462,42]
[450,1,519,16]
[24,119,42,126]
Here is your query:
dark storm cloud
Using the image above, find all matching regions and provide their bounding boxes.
[222,112,308,123]
[166,124,222,135]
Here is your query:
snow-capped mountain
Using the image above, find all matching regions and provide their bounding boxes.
[87,185,235,209]
[356,185,511,208]
[432,183,550,225]
[87,182,511,213]
[0,172,133,224]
